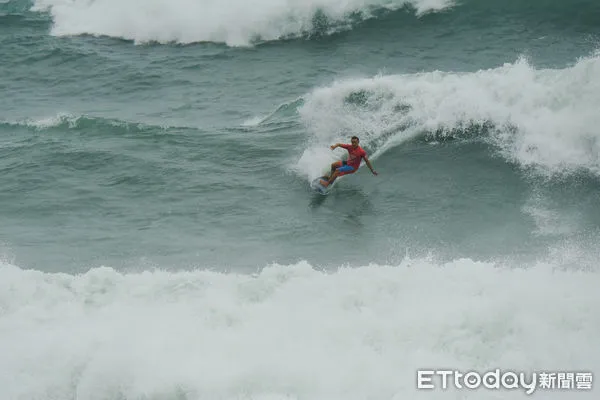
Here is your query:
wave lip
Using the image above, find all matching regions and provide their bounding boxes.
[294,53,600,179]
[31,0,455,46]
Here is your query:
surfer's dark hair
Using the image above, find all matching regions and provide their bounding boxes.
[351,136,359,142]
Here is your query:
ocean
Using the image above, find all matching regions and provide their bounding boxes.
[1,0,599,399]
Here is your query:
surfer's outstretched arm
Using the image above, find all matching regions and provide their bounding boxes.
[364,156,378,175]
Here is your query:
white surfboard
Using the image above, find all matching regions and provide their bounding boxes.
[310,175,334,195]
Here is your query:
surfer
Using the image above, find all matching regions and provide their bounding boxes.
[320,136,377,187]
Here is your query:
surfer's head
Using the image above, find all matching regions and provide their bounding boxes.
[351,136,359,148]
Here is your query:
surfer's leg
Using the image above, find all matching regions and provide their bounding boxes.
[323,170,339,186]
[330,160,342,176]
[322,163,353,186]
[329,165,355,184]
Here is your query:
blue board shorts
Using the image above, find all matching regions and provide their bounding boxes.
[337,161,355,174]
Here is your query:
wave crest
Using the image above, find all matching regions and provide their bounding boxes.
[294,53,600,179]
[31,0,455,46]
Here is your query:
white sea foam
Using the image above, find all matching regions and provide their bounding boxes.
[0,112,79,129]
[32,0,454,46]
[1,255,598,400]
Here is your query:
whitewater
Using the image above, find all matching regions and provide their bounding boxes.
[32,0,455,45]
[1,255,599,400]
[294,54,600,181]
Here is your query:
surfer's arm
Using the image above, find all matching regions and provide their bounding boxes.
[331,143,350,150]
[364,157,378,175]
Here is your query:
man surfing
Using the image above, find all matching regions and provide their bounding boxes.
[319,136,377,187]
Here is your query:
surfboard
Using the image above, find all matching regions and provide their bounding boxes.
[310,175,333,195]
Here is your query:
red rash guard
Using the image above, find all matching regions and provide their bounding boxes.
[341,144,367,169]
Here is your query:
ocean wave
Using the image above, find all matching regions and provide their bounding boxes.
[0,0,34,15]
[242,97,305,128]
[0,255,598,400]
[30,0,454,46]
[0,113,192,134]
[295,52,600,179]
